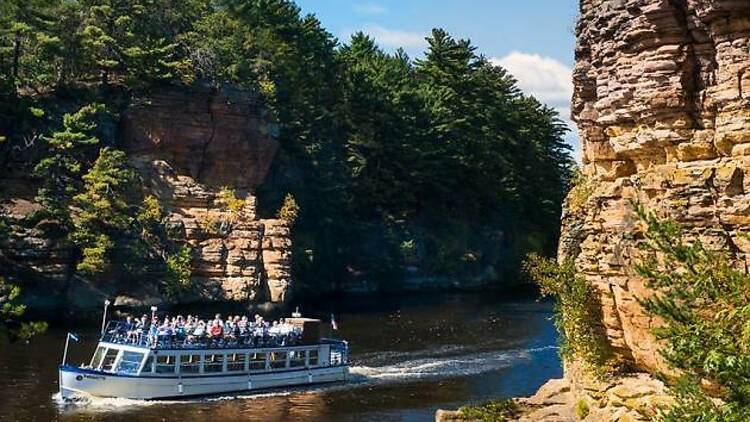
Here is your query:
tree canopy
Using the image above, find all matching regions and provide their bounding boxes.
[0,0,575,294]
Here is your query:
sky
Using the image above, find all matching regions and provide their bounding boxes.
[294,0,582,159]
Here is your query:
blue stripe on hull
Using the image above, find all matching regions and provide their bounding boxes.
[59,364,347,379]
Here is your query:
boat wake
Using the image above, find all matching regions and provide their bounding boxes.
[53,345,556,411]
[348,345,556,385]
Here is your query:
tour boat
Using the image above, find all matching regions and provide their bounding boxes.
[58,313,349,400]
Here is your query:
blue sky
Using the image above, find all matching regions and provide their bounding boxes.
[295,0,582,158]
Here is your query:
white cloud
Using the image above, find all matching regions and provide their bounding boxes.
[360,25,428,49]
[491,52,580,161]
[490,52,573,108]
[353,2,387,15]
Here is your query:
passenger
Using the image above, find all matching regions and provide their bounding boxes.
[210,320,223,347]
[238,316,249,344]
[120,316,135,342]
[159,318,174,347]
[133,315,147,344]
[214,314,224,328]
[188,320,205,344]
[148,317,159,347]
[175,315,186,345]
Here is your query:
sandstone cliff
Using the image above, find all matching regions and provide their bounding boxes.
[0,85,293,309]
[439,1,750,420]
[536,0,750,420]
[571,0,750,377]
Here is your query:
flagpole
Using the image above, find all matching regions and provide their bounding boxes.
[100,299,111,336]
[62,333,71,365]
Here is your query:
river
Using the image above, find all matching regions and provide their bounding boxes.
[0,292,561,421]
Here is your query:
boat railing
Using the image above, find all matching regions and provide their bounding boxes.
[101,320,306,350]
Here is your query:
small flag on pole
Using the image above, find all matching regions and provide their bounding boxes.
[330,313,338,331]
[68,332,80,342]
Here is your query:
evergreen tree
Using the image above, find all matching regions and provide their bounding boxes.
[33,103,105,226]
[70,147,137,274]
[80,0,201,87]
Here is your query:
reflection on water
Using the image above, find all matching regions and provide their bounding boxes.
[0,292,561,422]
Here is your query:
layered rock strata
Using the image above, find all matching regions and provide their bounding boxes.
[436,0,750,420]
[124,86,291,303]
[572,0,750,375]
[0,85,292,307]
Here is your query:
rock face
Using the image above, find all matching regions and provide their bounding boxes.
[122,85,279,190]
[571,0,750,375]
[438,1,750,420]
[0,85,292,308]
[124,86,292,303]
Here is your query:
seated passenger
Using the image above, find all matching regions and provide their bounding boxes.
[210,320,223,346]
[120,316,135,342]
[189,320,206,344]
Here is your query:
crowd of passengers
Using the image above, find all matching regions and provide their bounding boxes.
[109,314,303,348]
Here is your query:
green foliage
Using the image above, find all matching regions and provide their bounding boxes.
[567,170,594,211]
[458,399,519,422]
[137,195,163,226]
[575,399,590,419]
[633,204,750,418]
[524,253,613,371]
[277,193,299,224]
[165,244,192,298]
[658,377,749,422]
[0,277,47,342]
[80,0,200,87]
[33,103,105,225]
[70,147,137,274]
[216,187,245,214]
[3,0,575,295]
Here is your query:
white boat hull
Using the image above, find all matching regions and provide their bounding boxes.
[59,364,349,400]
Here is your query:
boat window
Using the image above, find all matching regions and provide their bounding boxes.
[142,355,155,373]
[100,348,120,372]
[90,346,107,368]
[307,349,318,366]
[180,354,201,374]
[227,353,246,372]
[249,352,266,371]
[155,355,176,374]
[115,351,145,375]
[269,351,287,369]
[204,354,224,373]
[289,351,305,368]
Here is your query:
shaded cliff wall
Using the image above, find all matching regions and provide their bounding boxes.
[0,85,293,307]
[569,0,750,374]
[123,86,292,304]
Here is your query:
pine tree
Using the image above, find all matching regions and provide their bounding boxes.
[33,103,105,226]
[70,147,137,274]
[80,0,200,87]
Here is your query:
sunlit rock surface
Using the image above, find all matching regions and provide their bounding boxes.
[0,85,292,307]
[437,0,750,420]
[124,86,291,303]
[573,0,750,375]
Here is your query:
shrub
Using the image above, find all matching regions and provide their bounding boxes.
[567,170,595,211]
[216,187,245,214]
[575,399,590,419]
[633,204,750,419]
[164,245,193,298]
[458,399,519,422]
[524,253,612,372]
[0,277,47,342]
[277,193,300,225]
